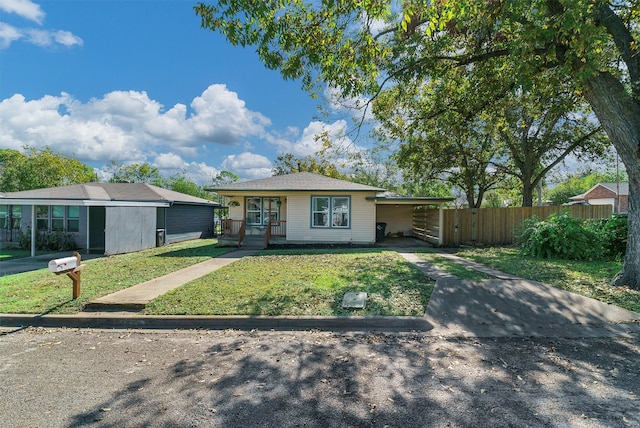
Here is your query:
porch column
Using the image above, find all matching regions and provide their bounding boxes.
[30,205,36,257]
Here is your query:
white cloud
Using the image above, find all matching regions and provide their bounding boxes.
[221,152,272,180]
[0,0,44,24]
[0,85,272,165]
[52,30,82,46]
[189,84,271,144]
[152,153,220,185]
[0,1,82,49]
[269,120,352,157]
[0,23,21,48]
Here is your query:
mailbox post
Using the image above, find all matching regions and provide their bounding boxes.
[48,252,86,299]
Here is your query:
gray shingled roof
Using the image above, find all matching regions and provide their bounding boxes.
[207,172,385,192]
[1,183,220,206]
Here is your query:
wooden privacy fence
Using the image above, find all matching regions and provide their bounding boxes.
[414,205,613,247]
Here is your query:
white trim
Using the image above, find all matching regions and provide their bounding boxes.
[0,199,170,207]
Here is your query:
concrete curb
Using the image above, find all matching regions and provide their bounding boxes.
[0,313,434,332]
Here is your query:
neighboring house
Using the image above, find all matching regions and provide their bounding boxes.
[206,172,452,247]
[0,183,224,256]
[568,182,629,213]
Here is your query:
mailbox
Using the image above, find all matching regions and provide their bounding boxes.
[48,256,78,273]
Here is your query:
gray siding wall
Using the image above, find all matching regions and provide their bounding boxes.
[105,206,156,255]
[165,204,214,243]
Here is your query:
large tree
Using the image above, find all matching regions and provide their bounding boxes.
[196,1,640,287]
[272,153,348,179]
[0,146,96,192]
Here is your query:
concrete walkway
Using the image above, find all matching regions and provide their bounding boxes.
[394,248,640,337]
[85,249,258,311]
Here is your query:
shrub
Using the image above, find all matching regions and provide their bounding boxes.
[18,228,78,251]
[518,212,604,260]
[591,214,628,260]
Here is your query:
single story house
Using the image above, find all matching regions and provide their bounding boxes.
[206,172,453,247]
[568,182,629,213]
[0,182,224,256]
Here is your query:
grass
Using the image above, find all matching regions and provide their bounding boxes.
[145,249,435,316]
[0,239,232,314]
[1,249,33,261]
[456,247,640,313]
[416,251,493,280]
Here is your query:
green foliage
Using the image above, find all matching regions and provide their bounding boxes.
[107,161,163,184]
[592,215,628,260]
[518,213,627,261]
[18,227,77,252]
[0,146,97,192]
[272,153,348,180]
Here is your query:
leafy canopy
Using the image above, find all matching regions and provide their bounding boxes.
[0,146,97,192]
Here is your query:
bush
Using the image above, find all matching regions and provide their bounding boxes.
[591,214,628,260]
[18,228,78,252]
[518,213,604,260]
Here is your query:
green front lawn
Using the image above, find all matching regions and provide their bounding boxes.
[145,250,435,316]
[0,239,232,314]
[456,247,640,313]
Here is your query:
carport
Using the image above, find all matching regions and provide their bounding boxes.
[367,194,454,246]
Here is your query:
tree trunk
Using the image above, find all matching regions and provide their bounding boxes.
[521,182,534,207]
[583,72,640,289]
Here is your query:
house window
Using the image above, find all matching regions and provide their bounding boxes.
[37,206,49,230]
[11,206,21,229]
[311,196,350,228]
[0,206,7,229]
[311,197,330,227]
[246,197,262,225]
[246,197,280,225]
[332,197,350,227]
[67,206,80,232]
[52,206,65,231]
[34,206,80,232]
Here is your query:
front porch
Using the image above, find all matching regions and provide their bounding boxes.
[218,219,287,249]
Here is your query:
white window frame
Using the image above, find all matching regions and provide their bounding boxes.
[311,196,350,229]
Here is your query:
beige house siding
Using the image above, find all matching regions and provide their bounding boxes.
[285,192,377,244]
[376,205,414,236]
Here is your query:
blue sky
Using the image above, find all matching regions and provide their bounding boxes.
[0,0,364,183]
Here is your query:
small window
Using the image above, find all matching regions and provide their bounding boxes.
[52,206,65,231]
[67,206,80,232]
